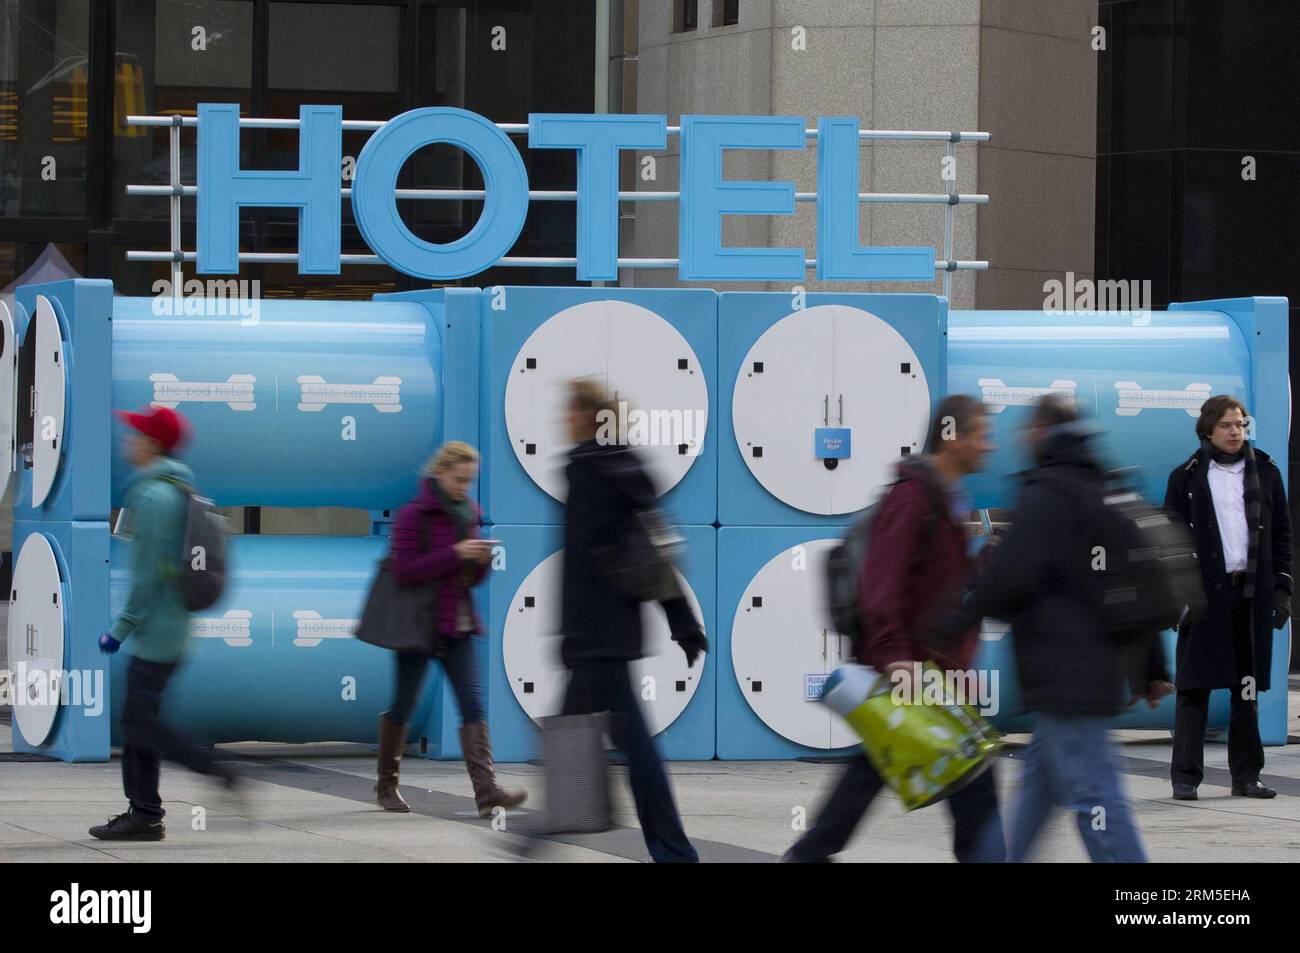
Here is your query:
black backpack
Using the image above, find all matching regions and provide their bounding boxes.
[157,475,230,611]
[824,464,947,643]
[1037,468,1205,645]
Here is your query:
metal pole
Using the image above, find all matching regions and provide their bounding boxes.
[124,249,991,271]
[943,137,955,302]
[593,0,610,289]
[127,184,990,205]
[127,115,992,141]
[170,117,183,309]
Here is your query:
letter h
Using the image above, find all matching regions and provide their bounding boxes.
[198,103,342,274]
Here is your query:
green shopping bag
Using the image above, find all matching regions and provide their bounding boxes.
[819,663,1003,812]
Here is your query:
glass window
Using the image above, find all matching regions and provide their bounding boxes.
[112,246,395,302]
[252,258,400,301]
[406,4,470,234]
[0,0,92,218]
[268,3,399,95]
[418,4,467,109]
[264,3,402,233]
[0,240,86,289]
[472,3,527,123]
[675,0,698,33]
[112,0,254,221]
[0,242,87,345]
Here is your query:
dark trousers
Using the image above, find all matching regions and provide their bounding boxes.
[562,659,698,863]
[121,655,223,821]
[390,639,486,727]
[787,753,1006,863]
[1171,590,1265,788]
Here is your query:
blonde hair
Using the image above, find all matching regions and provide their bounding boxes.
[423,440,480,476]
[568,377,622,439]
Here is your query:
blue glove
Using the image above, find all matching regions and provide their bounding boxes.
[98,633,121,655]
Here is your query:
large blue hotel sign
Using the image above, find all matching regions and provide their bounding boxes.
[195,104,941,284]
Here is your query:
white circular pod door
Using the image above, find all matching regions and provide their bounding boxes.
[731,538,854,749]
[7,533,67,746]
[503,300,708,502]
[0,299,16,502]
[733,305,930,515]
[501,551,705,735]
[31,295,67,508]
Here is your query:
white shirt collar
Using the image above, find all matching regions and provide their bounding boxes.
[1208,457,1246,474]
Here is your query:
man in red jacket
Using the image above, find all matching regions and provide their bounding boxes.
[784,394,1005,862]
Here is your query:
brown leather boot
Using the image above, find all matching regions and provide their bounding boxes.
[376,713,411,812]
[460,721,527,817]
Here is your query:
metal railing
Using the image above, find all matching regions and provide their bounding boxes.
[125,114,989,298]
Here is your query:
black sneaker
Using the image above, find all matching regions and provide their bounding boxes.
[1231,780,1277,799]
[1171,783,1198,801]
[89,812,165,841]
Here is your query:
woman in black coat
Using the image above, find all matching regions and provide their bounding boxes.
[556,378,708,863]
[1162,395,1292,800]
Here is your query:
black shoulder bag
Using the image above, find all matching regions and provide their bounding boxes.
[355,510,439,653]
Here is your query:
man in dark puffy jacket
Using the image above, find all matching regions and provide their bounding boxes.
[952,394,1172,862]
[784,394,1005,863]
[557,378,708,863]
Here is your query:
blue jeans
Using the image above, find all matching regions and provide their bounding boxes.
[390,638,485,726]
[1010,713,1147,863]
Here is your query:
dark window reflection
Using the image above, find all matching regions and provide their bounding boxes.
[408,3,469,236]
[264,3,402,236]
[113,0,254,221]
[678,0,698,33]
[0,241,87,295]
[0,0,92,218]
[257,258,400,300]
[1,0,594,295]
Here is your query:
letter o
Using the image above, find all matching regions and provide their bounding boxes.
[352,107,529,279]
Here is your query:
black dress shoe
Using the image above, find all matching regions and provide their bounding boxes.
[1231,780,1277,799]
[89,811,166,841]
[1172,784,1198,801]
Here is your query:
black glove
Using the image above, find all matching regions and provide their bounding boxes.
[672,627,709,668]
[1272,587,1291,630]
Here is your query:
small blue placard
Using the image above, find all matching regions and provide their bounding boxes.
[805,672,829,701]
[815,428,851,459]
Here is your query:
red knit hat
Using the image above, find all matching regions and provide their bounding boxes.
[114,405,191,452]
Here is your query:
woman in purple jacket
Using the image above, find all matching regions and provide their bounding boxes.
[375,441,526,816]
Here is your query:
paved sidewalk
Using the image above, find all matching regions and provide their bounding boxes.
[3,691,1298,863]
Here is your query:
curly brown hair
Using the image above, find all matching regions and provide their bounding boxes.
[1195,395,1249,440]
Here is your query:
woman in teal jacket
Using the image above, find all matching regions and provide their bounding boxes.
[91,406,234,842]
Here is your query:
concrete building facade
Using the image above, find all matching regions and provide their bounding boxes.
[616,0,1098,308]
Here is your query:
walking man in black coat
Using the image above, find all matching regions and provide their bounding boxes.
[1163,395,1292,800]
[555,377,709,862]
